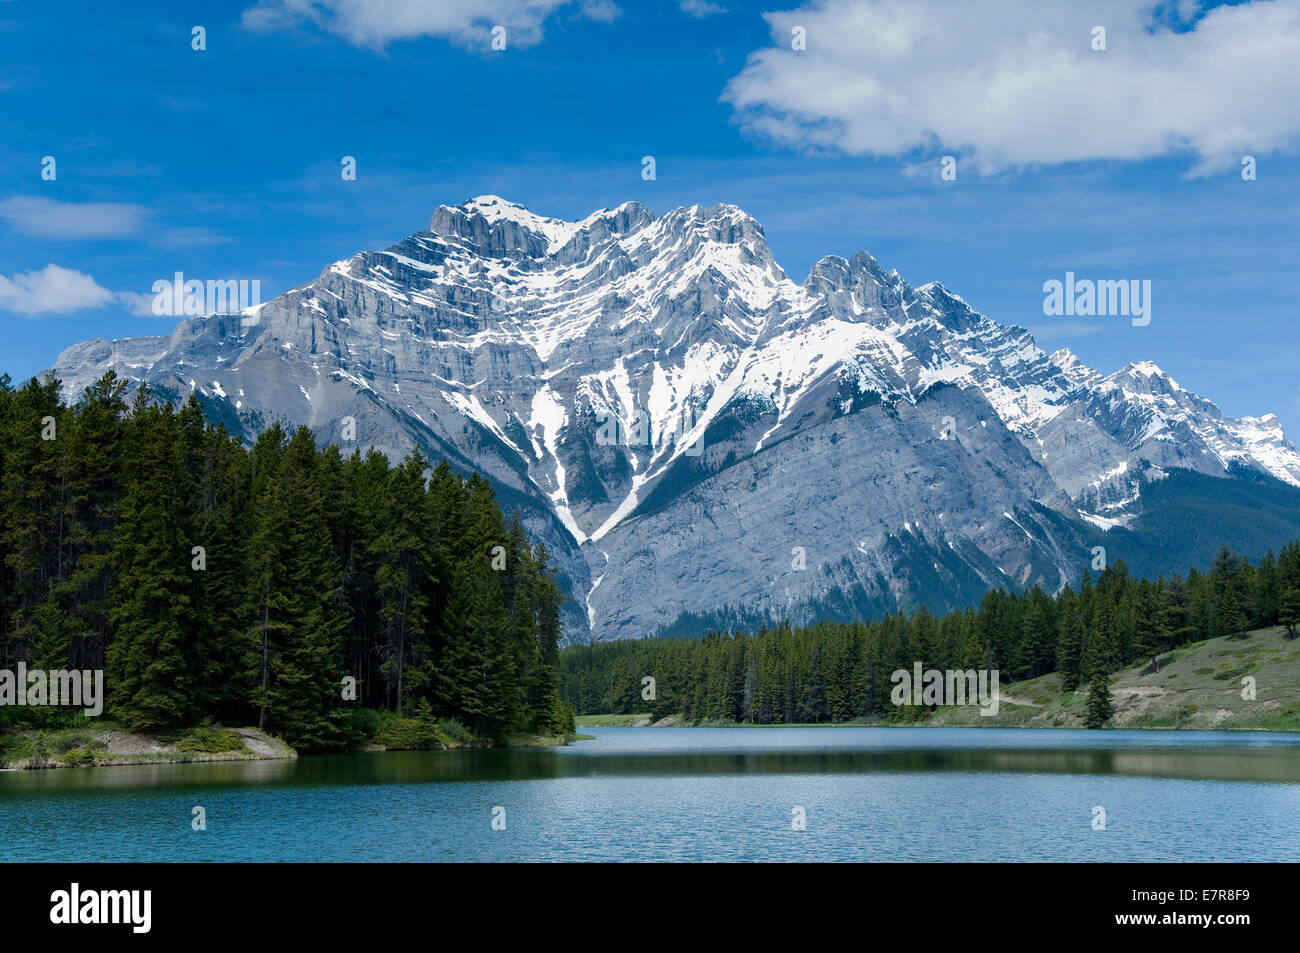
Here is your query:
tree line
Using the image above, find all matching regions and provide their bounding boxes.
[0,372,572,749]
[560,538,1300,726]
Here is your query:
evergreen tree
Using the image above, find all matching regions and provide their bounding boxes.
[1081,598,1117,682]
[257,428,348,749]
[107,394,196,730]
[373,451,432,710]
[1159,576,1196,647]
[1056,590,1085,692]
[1017,588,1055,679]
[1279,587,1300,639]
[1084,673,1115,728]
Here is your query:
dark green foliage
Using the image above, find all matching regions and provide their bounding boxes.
[1055,591,1084,692]
[1084,674,1115,728]
[107,389,199,730]
[1279,586,1300,639]
[0,373,566,750]
[560,540,1297,724]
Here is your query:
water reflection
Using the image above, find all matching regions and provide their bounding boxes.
[4,727,1299,796]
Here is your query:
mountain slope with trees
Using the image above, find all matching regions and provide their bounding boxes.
[560,540,1300,727]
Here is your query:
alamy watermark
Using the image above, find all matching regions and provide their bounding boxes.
[50,884,150,933]
[1042,272,1151,327]
[0,664,104,716]
[595,409,704,456]
[151,272,262,317]
[891,663,1000,715]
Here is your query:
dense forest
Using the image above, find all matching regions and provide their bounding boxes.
[560,540,1300,727]
[0,372,573,749]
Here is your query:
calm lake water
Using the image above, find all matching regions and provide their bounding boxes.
[4,727,1300,862]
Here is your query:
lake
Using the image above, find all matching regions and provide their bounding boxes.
[4,727,1300,862]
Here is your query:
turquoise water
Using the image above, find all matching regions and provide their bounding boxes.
[4,727,1300,861]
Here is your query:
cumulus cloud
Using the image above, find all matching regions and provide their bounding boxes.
[115,291,161,317]
[723,0,1300,174]
[241,0,603,49]
[581,0,621,23]
[0,196,148,238]
[0,264,117,315]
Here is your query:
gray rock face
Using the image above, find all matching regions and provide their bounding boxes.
[51,195,1300,642]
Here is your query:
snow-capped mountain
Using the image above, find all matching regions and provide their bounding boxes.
[51,195,1300,641]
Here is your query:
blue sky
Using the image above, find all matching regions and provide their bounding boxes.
[2,0,1298,433]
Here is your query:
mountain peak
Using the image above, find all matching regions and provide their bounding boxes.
[48,194,1300,642]
[429,195,662,257]
[1123,360,1168,378]
[1114,360,1180,393]
[435,194,569,242]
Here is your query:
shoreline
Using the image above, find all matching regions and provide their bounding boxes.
[0,725,587,771]
[574,716,1295,732]
[0,726,296,771]
[574,712,1294,728]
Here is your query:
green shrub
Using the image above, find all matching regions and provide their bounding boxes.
[435,718,473,745]
[48,730,92,754]
[176,727,248,753]
[343,707,400,741]
[0,733,36,767]
[1214,665,1250,681]
[61,746,101,766]
[374,718,453,751]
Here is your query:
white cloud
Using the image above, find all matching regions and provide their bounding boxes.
[115,291,160,317]
[581,0,620,23]
[0,264,117,315]
[680,0,726,17]
[241,0,603,49]
[0,196,148,238]
[723,0,1300,174]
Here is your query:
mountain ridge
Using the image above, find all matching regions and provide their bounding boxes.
[50,195,1300,642]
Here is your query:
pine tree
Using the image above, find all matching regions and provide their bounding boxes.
[438,562,517,738]
[373,451,432,711]
[189,422,254,721]
[1084,673,1115,728]
[1132,581,1165,672]
[62,372,128,673]
[245,428,293,733]
[2,376,69,668]
[1279,587,1300,639]
[107,396,196,730]
[1017,589,1055,679]
[257,428,348,749]
[1256,551,1281,626]
[1159,576,1197,647]
[1056,590,1085,692]
[1211,546,1249,639]
[1218,580,1249,640]
[1081,597,1117,683]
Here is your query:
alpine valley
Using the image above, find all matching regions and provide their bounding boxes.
[50,196,1300,643]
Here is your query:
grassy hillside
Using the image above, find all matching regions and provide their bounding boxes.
[926,625,1300,730]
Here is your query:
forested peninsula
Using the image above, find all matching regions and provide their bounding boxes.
[0,372,574,768]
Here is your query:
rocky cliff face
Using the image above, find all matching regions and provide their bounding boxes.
[51,195,1300,641]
